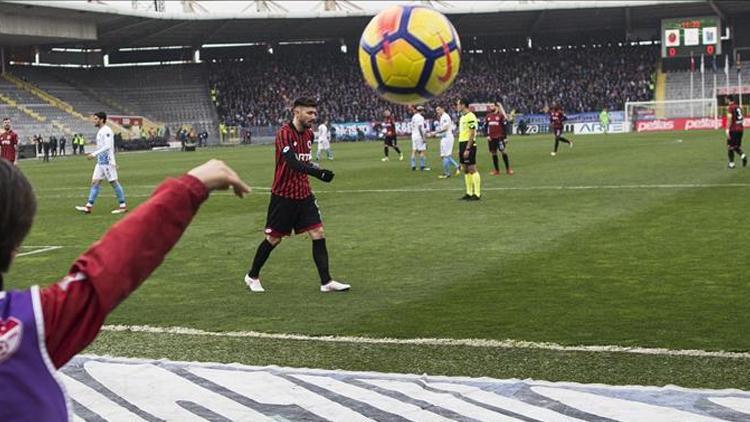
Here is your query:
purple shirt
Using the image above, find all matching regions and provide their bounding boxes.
[0,286,71,421]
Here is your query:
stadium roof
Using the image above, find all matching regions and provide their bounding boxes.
[2,0,750,49]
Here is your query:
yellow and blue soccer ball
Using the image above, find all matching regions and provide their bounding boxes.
[358,5,461,105]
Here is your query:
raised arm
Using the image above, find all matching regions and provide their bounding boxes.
[40,160,250,368]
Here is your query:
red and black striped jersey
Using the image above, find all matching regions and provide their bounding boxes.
[382,116,396,137]
[728,104,744,133]
[485,112,506,139]
[0,129,18,163]
[549,110,565,130]
[271,122,314,199]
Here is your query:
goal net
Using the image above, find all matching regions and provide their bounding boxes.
[624,98,718,132]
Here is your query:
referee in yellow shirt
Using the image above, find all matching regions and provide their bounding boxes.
[456,98,481,200]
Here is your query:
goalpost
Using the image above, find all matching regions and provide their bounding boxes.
[624,98,718,132]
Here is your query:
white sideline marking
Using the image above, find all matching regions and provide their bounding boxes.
[35,182,750,194]
[313,182,750,194]
[33,182,750,200]
[100,324,750,360]
[17,245,63,257]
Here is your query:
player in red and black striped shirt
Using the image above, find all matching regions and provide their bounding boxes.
[381,110,403,162]
[0,118,19,165]
[549,104,573,156]
[245,97,350,293]
[726,95,746,168]
[485,102,513,175]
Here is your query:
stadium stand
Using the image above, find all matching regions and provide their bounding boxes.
[51,65,217,137]
[0,75,91,141]
[208,44,657,128]
[4,65,216,143]
[664,67,750,100]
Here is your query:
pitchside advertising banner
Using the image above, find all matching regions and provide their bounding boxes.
[331,111,627,139]
[635,117,750,132]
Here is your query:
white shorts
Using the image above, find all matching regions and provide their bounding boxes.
[440,137,454,157]
[412,138,426,152]
[92,164,118,182]
[317,140,330,150]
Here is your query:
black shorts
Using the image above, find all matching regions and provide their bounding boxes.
[728,131,743,149]
[553,128,563,138]
[459,142,477,165]
[384,135,397,146]
[488,138,506,153]
[265,194,322,238]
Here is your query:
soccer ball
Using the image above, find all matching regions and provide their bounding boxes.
[358,5,461,105]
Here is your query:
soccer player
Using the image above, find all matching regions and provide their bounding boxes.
[0,158,250,421]
[410,105,429,171]
[0,117,19,165]
[456,98,481,200]
[726,95,746,169]
[599,107,610,135]
[485,102,513,175]
[75,112,128,214]
[431,105,460,179]
[315,119,333,161]
[381,109,403,161]
[549,103,573,156]
[244,97,350,293]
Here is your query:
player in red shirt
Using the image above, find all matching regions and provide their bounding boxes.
[485,102,513,175]
[381,109,403,162]
[0,118,19,165]
[244,97,350,293]
[0,159,250,402]
[725,95,746,169]
[549,104,573,156]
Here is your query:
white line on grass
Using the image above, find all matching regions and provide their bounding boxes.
[17,245,63,257]
[33,182,750,200]
[312,182,750,194]
[100,324,750,360]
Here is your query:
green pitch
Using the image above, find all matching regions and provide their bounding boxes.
[8,129,750,388]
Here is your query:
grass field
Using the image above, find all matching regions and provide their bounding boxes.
[8,129,750,389]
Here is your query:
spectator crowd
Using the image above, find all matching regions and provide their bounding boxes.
[208,44,657,127]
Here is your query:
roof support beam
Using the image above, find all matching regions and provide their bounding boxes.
[196,20,230,45]
[108,20,189,48]
[708,0,726,22]
[625,7,632,39]
[529,10,546,35]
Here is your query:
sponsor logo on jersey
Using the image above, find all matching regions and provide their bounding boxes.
[0,317,22,363]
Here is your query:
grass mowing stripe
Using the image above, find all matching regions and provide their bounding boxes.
[100,324,750,359]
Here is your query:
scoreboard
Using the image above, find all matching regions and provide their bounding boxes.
[661,16,721,58]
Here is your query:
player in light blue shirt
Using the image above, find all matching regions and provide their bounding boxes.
[75,112,128,214]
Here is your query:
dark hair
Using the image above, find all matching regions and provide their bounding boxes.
[293,97,317,108]
[94,111,107,121]
[458,98,471,108]
[0,160,37,290]
[727,95,737,103]
[3,117,9,121]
